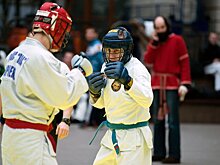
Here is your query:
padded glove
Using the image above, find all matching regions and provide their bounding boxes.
[104,61,131,85]
[71,52,93,77]
[87,72,106,97]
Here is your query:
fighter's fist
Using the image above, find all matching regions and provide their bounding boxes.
[56,121,70,139]
[87,72,106,97]
[71,52,93,77]
[104,61,131,85]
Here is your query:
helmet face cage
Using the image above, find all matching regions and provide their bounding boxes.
[61,32,70,50]
[103,48,124,62]
[50,18,71,52]
[32,2,72,52]
[102,27,133,64]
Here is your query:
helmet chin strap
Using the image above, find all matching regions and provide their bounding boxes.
[33,28,55,51]
[43,31,54,51]
[44,32,60,53]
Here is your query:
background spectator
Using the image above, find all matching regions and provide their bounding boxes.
[144,16,191,164]
[85,26,105,127]
[72,27,105,127]
[111,18,151,62]
[201,32,220,92]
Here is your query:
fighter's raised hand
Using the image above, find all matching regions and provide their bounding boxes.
[87,72,106,97]
[71,52,93,77]
[104,61,131,85]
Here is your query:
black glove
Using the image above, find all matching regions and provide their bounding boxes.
[151,40,159,46]
[104,61,131,85]
[87,72,106,97]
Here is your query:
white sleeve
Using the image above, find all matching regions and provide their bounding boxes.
[89,92,105,109]
[18,55,88,110]
[126,60,153,108]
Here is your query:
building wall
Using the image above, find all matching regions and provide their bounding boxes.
[204,0,220,33]
[129,0,197,23]
[129,0,220,33]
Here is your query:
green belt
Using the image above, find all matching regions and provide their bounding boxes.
[89,120,149,155]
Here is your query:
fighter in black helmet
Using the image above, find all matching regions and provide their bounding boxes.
[87,27,154,165]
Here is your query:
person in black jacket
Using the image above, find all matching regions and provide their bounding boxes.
[201,32,220,92]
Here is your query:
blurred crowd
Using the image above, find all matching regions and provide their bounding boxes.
[0,3,219,163]
[1,14,219,128]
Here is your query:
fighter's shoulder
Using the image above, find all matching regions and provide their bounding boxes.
[27,47,56,65]
[126,57,146,72]
[128,57,143,66]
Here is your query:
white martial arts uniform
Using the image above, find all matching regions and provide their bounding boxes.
[91,57,154,165]
[0,37,88,165]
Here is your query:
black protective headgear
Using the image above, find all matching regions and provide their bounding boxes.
[102,27,133,64]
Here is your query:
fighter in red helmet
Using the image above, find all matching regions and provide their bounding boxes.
[0,2,92,165]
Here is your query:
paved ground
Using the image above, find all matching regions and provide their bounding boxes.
[57,123,220,165]
[0,123,220,165]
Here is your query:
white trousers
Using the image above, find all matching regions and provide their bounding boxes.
[93,144,152,165]
[1,124,58,165]
[204,62,220,91]
[93,126,153,165]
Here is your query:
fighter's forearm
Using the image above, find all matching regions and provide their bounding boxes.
[63,107,73,119]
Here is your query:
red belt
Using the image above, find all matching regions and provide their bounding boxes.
[154,73,170,120]
[5,119,51,132]
[5,119,56,153]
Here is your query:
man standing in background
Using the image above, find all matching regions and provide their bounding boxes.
[85,26,105,127]
[144,16,191,164]
[85,26,104,73]
[201,32,220,92]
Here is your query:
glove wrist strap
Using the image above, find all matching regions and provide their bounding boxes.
[89,91,101,98]
[124,78,133,91]
[76,66,86,76]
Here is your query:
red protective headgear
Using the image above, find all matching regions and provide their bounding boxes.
[32,2,72,52]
